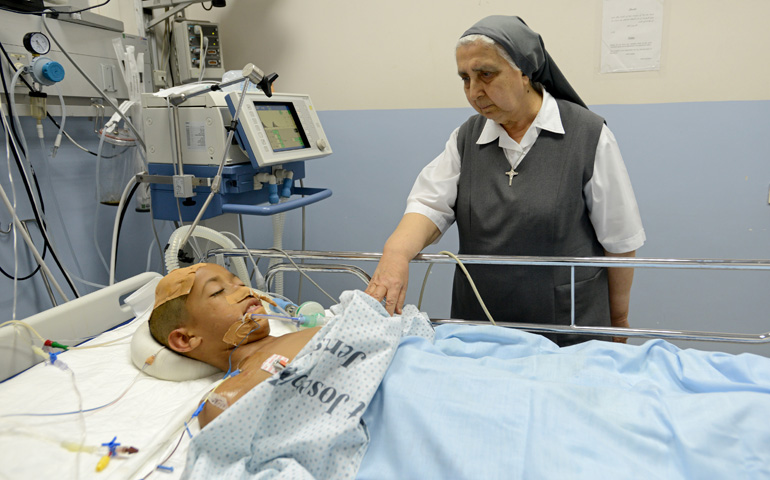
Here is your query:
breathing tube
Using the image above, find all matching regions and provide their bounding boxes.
[245,297,326,329]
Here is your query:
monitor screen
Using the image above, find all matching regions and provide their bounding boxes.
[253,102,309,152]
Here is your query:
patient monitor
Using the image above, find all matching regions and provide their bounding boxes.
[227,92,332,167]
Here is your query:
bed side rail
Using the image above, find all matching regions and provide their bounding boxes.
[264,263,371,290]
[431,320,770,344]
[0,272,162,383]
[208,249,770,344]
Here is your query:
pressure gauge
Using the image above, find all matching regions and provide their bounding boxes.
[23,32,50,55]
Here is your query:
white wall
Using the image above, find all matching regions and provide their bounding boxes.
[91,0,141,36]
[173,0,770,110]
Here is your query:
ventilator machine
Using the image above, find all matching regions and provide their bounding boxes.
[141,65,333,223]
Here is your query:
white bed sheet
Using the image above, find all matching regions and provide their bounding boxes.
[0,312,219,479]
[0,278,312,480]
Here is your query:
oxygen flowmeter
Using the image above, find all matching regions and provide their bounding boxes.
[22,31,65,86]
[21,31,65,143]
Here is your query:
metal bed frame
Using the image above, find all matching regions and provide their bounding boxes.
[208,248,770,345]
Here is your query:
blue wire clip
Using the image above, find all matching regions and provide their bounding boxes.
[102,436,120,453]
[96,436,120,472]
[47,350,68,370]
[191,402,205,418]
[183,421,194,439]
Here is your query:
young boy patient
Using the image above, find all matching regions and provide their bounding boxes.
[149,263,321,428]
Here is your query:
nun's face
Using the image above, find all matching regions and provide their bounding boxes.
[457,41,534,129]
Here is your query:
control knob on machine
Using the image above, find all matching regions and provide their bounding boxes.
[29,56,65,85]
[316,138,328,151]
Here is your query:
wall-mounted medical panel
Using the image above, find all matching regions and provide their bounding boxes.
[171,20,225,84]
[0,10,153,117]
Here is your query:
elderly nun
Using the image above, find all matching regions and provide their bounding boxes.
[366,15,645,346]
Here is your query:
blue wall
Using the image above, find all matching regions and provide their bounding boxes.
[2,101,769,355]
[0,117,175,318]
[300,102,770,356]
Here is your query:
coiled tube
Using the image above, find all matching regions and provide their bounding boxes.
[165,225,250,285]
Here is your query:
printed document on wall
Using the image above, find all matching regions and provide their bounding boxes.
[601,0,663,73]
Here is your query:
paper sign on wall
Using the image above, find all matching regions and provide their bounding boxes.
[601,0,664,73]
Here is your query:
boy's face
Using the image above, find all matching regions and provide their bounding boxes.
[184,264,269,347]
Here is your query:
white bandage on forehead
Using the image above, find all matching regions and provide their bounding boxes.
[152,264,206,310]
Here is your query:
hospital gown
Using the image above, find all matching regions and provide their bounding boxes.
[182,290,434,479]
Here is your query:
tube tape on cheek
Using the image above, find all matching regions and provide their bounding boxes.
[222,287,275,345]
[255,291,277,307]
[225,286,253,305]
[224,286,277,307]
[222,318,262,346]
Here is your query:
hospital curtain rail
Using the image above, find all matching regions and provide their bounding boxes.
[207,248,770,345]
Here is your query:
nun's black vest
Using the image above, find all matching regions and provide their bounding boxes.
[450,99,609,346]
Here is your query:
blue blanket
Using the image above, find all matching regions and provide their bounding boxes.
[357,325,770,479]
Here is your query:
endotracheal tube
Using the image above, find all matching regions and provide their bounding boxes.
[244,312,325,329]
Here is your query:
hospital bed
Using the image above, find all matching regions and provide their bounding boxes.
[1,252,769,479]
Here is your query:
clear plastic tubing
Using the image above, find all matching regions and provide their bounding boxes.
[245,312,325,328]
[245,312,303,328]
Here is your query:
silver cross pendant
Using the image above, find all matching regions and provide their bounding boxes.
[505,168,518,186]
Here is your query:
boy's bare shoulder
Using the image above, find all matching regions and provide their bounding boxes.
[198,327,322,428]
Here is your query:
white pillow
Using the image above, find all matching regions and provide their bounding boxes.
[126,276,220,381]
[130,320,221,381]
[125,278,304,381]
